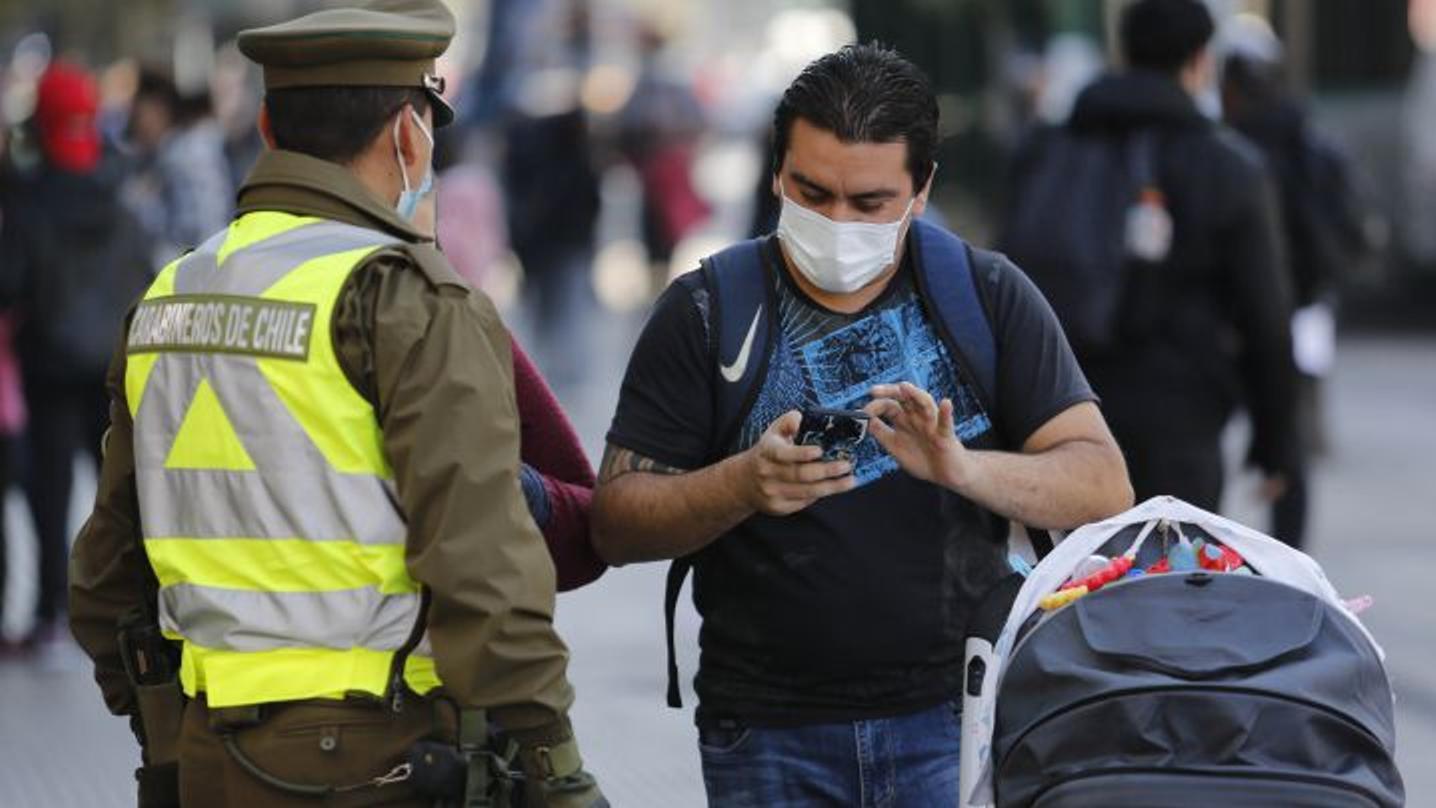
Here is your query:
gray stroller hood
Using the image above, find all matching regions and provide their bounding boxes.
[994,571,1402,806]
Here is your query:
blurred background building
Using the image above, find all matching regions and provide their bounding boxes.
[0,1,1431,805]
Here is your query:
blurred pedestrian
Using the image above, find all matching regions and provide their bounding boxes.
[498,0,601,375]
[616,22,711,267]
[0,312,22,654]
[123,68,234,263]
[1002,0,1300,513]
[432,136,510,292]
[1221,16,1371,547]
[211,43,267,193]
[502,109,599,367]
[0,61,153,652]
[1403,0,1436,271]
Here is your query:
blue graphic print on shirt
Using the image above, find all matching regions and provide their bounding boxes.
[738,279,992,486]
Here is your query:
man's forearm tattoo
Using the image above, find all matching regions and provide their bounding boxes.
[598,444,684,483]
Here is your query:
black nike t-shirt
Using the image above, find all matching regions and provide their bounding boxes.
[608,237,1094,726]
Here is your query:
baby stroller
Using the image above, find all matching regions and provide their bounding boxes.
[958,497,1404,807]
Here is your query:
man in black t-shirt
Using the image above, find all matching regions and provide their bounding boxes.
[592,44,1134,807]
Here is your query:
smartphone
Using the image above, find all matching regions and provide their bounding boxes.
[796,408,871,462]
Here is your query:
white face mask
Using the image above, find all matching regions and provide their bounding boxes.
[776,182,917,294]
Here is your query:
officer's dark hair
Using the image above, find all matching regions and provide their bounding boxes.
[772,42,938,192]
[1120,0,1215,75]
[264,86,430,165]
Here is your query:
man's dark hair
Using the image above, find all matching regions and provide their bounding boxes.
[265,86,429,165]
[1120,0,1215,75]
[772,43,938,191]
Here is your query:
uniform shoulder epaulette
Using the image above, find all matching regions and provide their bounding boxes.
[372,241,469,290]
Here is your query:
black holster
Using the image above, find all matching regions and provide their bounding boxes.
[406,709,520,807]
[118,610,184,808]
[135,761,180,808]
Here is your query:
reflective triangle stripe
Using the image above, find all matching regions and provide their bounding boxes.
[163,378,255,471]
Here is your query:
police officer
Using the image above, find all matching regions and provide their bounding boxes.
[69,1,606,806]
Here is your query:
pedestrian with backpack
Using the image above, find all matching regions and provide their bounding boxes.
[592,43,1133,807]
[1001,0,1300,513]
[1220,15,1371,548]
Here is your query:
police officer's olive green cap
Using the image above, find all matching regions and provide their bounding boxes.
[238,0,456,126]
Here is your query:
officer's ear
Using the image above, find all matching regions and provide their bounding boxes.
[257,102,277,150]
[393,103,430,173]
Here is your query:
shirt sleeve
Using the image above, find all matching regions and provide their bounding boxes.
[510,336,606,591]
[350,255,575,724]
[69,308,155,718]
[539,475,604,591]
[512,336,595,487]
[981,252,1099,448]
[605,273,714,469]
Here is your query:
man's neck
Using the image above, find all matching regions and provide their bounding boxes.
[349,147,402,213]
[777,240,906,314]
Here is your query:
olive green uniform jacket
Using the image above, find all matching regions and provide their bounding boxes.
[69,149,575,734]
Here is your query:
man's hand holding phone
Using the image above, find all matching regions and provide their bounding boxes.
[740,410,858,516]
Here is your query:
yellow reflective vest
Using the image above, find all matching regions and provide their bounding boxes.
[125,211,439,708]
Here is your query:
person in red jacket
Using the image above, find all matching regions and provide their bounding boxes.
[512,337,607,591]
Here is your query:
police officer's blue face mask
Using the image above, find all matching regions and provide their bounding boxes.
[392,107,434,222]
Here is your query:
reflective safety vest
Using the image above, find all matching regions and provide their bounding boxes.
[125,211,440,708]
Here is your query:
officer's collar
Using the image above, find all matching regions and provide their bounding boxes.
[236,149,430,242]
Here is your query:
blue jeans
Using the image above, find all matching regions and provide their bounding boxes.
[698,702,961,807]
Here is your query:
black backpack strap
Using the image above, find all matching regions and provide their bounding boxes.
[1023,525,1056,560]
[908,218,998,410]
[663,556,694,708]
[663,237,776,710]
[909,220,1067,557]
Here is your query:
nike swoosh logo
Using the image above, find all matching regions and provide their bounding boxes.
[719,306,763,383]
